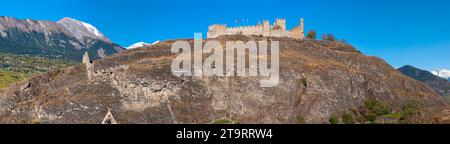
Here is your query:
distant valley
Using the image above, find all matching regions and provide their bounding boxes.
[0,16,123,93]
[0,53,75,92]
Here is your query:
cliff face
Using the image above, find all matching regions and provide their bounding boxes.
[0,36,448,124]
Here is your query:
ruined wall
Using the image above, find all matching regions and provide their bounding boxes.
[207,24,227,38]
[289,18,305,39]
[207,18,304,39]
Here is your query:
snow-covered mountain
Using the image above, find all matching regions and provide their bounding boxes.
[431,69,450,80]
[398,65,450,95]
[127,42,150,49]
[127,40,160,49]
[0,16,123,61]
[57,17,111,43]
[151,40,160,45]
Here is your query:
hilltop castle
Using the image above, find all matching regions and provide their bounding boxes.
[207,18,304,39]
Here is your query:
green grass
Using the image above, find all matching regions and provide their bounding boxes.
[211,118,235,124]
[364,100,391,116]
[296,116,305,124]
[0,53,76,93]
[382,113,403,119]
[333,100,420,124]
[31,120,41,124]
[0,70,26,91]
[0,53,76,75]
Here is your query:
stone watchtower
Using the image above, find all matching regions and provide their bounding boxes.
[83,51,90,64]
[299,18,305,39]
[83,52,94,80]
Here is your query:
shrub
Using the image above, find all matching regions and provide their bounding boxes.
[306,30,317,39]
[329,116,339,124]
[364,100,390,116]
[300,77,308,87]
[364,113,377,123]
[400,101,419,122]
[296,116,305,124]
[322,34,336,42]
[343,113,355,124]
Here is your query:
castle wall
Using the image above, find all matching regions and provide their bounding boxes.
[207,18,304,39]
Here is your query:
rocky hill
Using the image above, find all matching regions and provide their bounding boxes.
[0,16,124,61]
[398,65,450,95]
[0,35,449,124]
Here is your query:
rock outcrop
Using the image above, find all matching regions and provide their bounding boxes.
[0,35,448,124]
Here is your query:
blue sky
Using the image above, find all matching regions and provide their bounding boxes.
[1,0,449,70]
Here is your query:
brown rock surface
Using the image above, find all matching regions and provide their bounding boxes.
[0,35,448,124]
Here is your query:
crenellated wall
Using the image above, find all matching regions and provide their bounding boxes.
[208,18,304,39]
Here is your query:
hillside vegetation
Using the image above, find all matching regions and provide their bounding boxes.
[0,53,76,92]
[0,70,25,91]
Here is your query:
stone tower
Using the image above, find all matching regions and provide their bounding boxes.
[275,18,286,30]
[83,51,94,80]
[263,20,270,35]
[299,18,305,39]
[83,51,90,64]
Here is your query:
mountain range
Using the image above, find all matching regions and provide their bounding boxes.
[127,41,160,49]
[0,16,124,61]
[398,65,450,95]
[432,69,450,81]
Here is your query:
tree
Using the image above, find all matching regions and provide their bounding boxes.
[327,34,336,41]
[322,34,336,42]
[322,34,328,41]
[306,30,317,39]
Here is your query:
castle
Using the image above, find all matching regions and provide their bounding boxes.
[207,18,304,39]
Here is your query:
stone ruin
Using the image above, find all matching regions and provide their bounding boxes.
[83,51,129,81]
[83,51,94,80]
[207,18,305,39]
